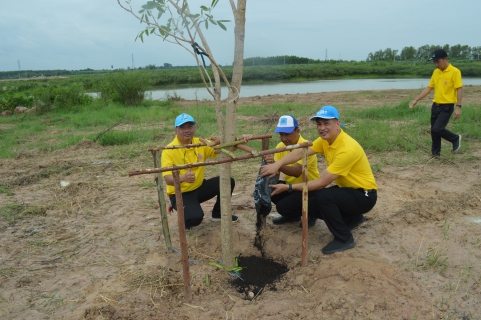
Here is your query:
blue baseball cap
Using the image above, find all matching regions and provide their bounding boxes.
[174,113,196,127]
[310,106,340,121]
[275,115,299,133]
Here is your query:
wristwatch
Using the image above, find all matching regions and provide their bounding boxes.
[456,104,462,108]
[288,184,293,193]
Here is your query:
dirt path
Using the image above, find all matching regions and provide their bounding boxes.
[1,87,481,319]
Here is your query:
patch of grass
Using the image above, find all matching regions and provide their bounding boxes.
[1,203,47,223]
[0,185,13,195]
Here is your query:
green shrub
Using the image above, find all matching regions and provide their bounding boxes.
[99,71,150,106]
[32,82,92,113]
[0,92,34,111]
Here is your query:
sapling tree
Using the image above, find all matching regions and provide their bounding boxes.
[118,0,247,268]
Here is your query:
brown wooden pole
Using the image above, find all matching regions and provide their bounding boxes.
[152,151,172,252]
[172,170,192,302]
[148,134,273,152]
[301,148,309,267]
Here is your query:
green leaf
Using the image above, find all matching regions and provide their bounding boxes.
[181,3,188,14]
[217,21,226,31]
[200,5,208,11]
[144,1,157,10]
[212,0,220,8]
[205,20,208,29]
[209,18,217,25]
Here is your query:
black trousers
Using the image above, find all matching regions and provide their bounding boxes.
[169,177,235,228]
[431,103,459,156]
[271,181,318,219]
[310,186,377,242]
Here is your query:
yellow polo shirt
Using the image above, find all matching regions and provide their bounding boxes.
[310,130,377,190]
[428,64,463,104]
[161,136,216,195]
[274,135,320,184]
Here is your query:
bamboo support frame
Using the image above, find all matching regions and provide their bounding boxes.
[129,142,312,176]
[152,150,172,252]
[131,136,312,301]
[173,170,192,302]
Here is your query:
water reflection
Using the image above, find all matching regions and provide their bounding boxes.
[150,78,481,101]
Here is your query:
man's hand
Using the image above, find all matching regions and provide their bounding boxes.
[199,137,219,146]
[260,162,281,178]
[182,168,195,183]
[269,183,289,196]
[210,136,221,145]
[264,154,275,164]
[238,134,253,142]
[453,108,461,119]
[409,100,417,109]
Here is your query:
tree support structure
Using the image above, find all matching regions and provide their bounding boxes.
[129,137,312,300]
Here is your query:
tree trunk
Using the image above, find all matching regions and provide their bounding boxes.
[220,0,246,269]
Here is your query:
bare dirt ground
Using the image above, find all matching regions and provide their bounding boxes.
[1,87,481,319]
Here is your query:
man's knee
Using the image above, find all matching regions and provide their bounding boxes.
[431,126,444,135]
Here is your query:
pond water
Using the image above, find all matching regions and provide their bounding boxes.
[149,78,481,101]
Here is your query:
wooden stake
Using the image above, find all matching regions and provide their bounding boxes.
[172,170,192,302]
[301,148,309,267]
[152,151,172,252]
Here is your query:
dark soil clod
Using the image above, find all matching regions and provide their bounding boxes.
[231,255,289,300]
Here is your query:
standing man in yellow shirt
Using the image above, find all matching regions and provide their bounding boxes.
[265,115,320,227]
[261,106,378,254]
[409,49,462,157]
[161,113,238,230]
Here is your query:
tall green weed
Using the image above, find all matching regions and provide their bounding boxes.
[99,71,150,106]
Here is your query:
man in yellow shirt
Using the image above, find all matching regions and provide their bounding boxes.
[409,49,462,156]
[161,113,238,230]
[261,106,378,254]
[265,115,320,227]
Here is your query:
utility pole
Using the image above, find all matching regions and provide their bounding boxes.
[325,49,327,61]
[131,53,135,70]
[18,60,21,79]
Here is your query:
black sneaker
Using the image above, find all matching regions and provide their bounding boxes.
[322,236,356,254]
[299,218,317,228]
[452,135,461,153]
[347,215,365,231]
[210,215,239,223]
[273,216,301,225]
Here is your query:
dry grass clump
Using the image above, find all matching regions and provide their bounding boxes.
[125,267,184,303]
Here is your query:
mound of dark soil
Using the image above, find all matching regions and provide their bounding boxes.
[231,255,289,300]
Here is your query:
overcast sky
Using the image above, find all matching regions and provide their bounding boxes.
[1,0,480,71]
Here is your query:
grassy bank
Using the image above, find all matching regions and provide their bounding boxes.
[1,88,480,176]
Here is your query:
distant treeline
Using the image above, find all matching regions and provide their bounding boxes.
[2,60,481,90]
[367,44,481,62]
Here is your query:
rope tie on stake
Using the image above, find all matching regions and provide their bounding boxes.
[192,42,209,68]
